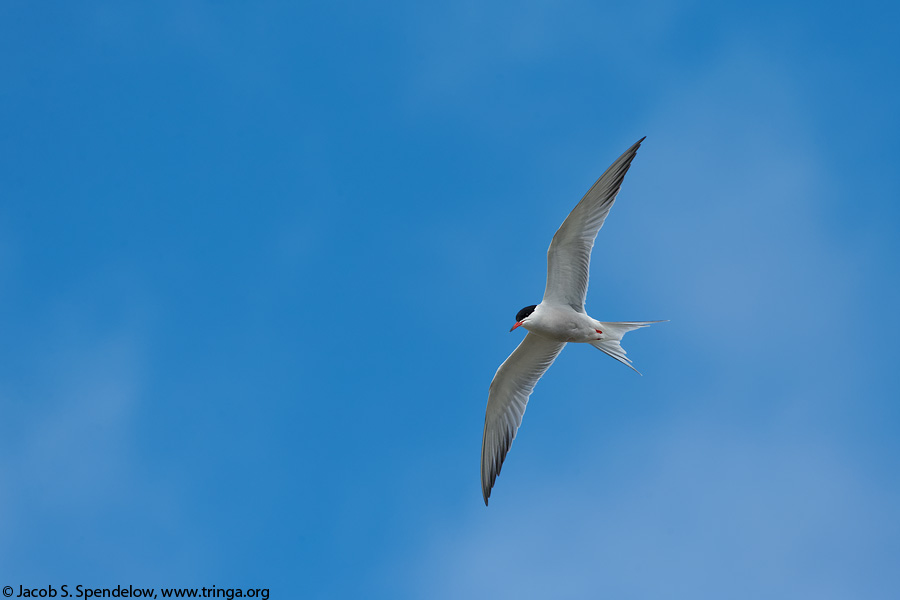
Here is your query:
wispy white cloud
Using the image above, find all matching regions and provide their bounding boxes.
[0,297,202,579]
[406,417,899,599]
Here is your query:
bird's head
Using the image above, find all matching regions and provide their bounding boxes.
[510,305,537,332]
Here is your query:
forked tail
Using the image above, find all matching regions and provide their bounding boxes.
[591,321,665,374]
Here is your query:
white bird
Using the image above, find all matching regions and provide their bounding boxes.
[481,137,663,505]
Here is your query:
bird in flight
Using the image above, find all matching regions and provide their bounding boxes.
[481,137,663,505]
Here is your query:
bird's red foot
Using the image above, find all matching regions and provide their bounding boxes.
[595,329,603,334]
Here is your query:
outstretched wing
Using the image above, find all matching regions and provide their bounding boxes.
[542,138,645,311]
[481,333,566,505]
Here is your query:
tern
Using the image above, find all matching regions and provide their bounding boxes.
[481,137,663,505]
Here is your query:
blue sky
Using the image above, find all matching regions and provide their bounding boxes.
[1,1,898,598]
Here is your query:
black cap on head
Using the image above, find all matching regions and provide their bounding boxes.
[515,305,537,322]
